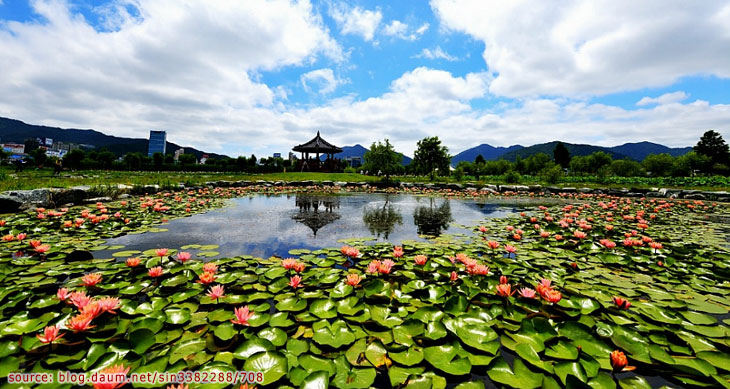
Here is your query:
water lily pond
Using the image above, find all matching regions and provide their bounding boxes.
[99,193,535,259]
[1,185,729,389]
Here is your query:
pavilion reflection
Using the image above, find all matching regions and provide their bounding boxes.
[413,198,453,236]
[362,196,403,239]
[292,195,341,236]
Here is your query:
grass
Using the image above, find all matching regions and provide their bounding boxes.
[2,166,729,192]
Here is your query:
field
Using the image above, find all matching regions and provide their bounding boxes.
[2,167,730,192]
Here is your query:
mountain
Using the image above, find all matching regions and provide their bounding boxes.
[325,144,412,165]
[608,141,692,160]
[0,117,228,160]
[451,144,524,165]
[498,141,629,162]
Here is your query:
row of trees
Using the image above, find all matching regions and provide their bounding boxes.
[363,130,730,181]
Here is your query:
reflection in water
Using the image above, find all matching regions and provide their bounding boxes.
[413,198,454,236]
[291,195,341,236]
[363,196,403,239]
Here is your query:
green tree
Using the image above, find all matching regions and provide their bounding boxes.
[412,136,451,180]
[587,152,613,173]
[642,153,674,177]
[30,148,47,166]
[553,142,570,168]
[694,130,729,173]
[63,149,85,170]
[96,151,116,169]
[524,153,551,175]
[610,159,644,177]
[540,163,563,184]
[152,152,164,169]
[364,139,402,180]
[474,154,486,165]
[178,153,196,167]
[123,152,142,170]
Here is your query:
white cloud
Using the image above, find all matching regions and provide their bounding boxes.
[431,0,730,97]
[415,46,458,61]
[636,91,689,106]
[329,4,382,41]
[300,68,344,94]
[383,20,429,41]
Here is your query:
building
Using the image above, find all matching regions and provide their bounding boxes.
[273,153,282,158]
[51,141,80,152]
[36,137,53,148]
[147,130,167,156]
[2,143,25,154]
[174,148,185,161]
[292,131,343,172]
[344,156,362,168]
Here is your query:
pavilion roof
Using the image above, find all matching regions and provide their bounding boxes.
[292,131,343,154]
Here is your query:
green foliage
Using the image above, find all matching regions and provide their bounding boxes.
[178,153,196,166]
[539,163,563,184]
[63,149,86,170]
[453,166,465,182]
[610,159,644,177]
[694,130,730,172]
[363,139,402,180]
[553,142,571,168]
[412,136,451,180]
[642,154,673,177]
[504,170,521,183]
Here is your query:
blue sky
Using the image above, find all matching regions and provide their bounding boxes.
[0,0,729,157]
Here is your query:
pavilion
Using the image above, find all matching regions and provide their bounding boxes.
[292,131,343,172]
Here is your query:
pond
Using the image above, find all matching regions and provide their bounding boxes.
[100,193,549,258]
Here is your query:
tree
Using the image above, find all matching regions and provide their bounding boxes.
[694,130,730,173]
[152,152,164,169]
[587,152,613,173]
[30,148,47,166]
[412,136,451,180]
[63,149,85,170]
[553,142,570,169]
[364,139,403,180]
[474,154,486,165]
[642,153,674,177]
[96,150,116,169]
[178,154,196,167]
[123,152,142,170]
[611,159,644,177]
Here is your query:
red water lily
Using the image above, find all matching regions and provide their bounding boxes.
[393,246,404,258]
[293,262,306,273]
[340,245,360,258]
[487,241,500,250]
[496,283,515,297]
[198,271,216,284]
[57,287,69,300]
[148,266,164,277]
[450,271,458,281]
[67,313,95,332]
[232,306,254,326]
[92,364,130,389]
[499,275,508,284]
[346,273,362,286]
[98,297,120,314]
[81,273,102,287]
[37,325,64,344]
[504,245,516,254]
[69,291,91,309]
[203,262,218,273]
[610,350,628,371]
[126,257,140,267]
[613,296,631,310]
[414,255,427,266]
[289,275,303,288]
[155,248,169,258]
[177,251,192,263]
[543,289,562,303]
[207,285,225,301]
[282,258,297,270]
[35,244,51,254]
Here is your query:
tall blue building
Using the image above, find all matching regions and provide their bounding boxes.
[147,130,166,156]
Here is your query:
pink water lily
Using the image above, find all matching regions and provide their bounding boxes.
[207,285,225,301]
[232,306,254,326]
[37,325,64,344]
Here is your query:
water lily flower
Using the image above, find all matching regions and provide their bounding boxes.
[513,234,522,240]
[92,364,130,389]
[177,252,192,263]
[346,273,362,286]
[289,275,303,288]
[613,296,631,310]
[232,306,254,326]
[203,262,218,273]
[367,260,380,273]
[37,325,64,344]
[610,350,628,371]
[69,291,91,309]
[506,226,514,232]
[478,226,487,233]
[649,242,662,252]
[81,301,103,318]
[198,271,216,284]
[155,248,169,258]
[393,246,404,258]
[505,245,516,254]
[518,288,536,298]
[293,262,306,273]
[282,258,297,270]
[487,241,500,250]
[2,234,14,241]
[82,273,102,287]
[57,287,69,300]
[35,244,51,254]
[496,283,515,297]
[414,255,427,266]
[126,257,140,267]
[67,313,95,332]
[573,231,587,239]
[468,264,490,276]
[500,275,508,284]
[16,233,26,241]
[543,289,562,303]
[207,285,225,301]
[98,297,120,314]
[340,246,360,258]
[554,234,563,241]
[540,231,550,238]
[379,259,395,274]
[450,271,458,281]
[148,266,164,277]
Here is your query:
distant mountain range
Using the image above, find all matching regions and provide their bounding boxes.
[452,141,692,165]
[2,116,692,165]
[0,117,228,160]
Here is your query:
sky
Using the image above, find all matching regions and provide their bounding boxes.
[0,0,729,158]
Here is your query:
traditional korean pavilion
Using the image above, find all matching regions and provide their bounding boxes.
[292,131,343,172]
